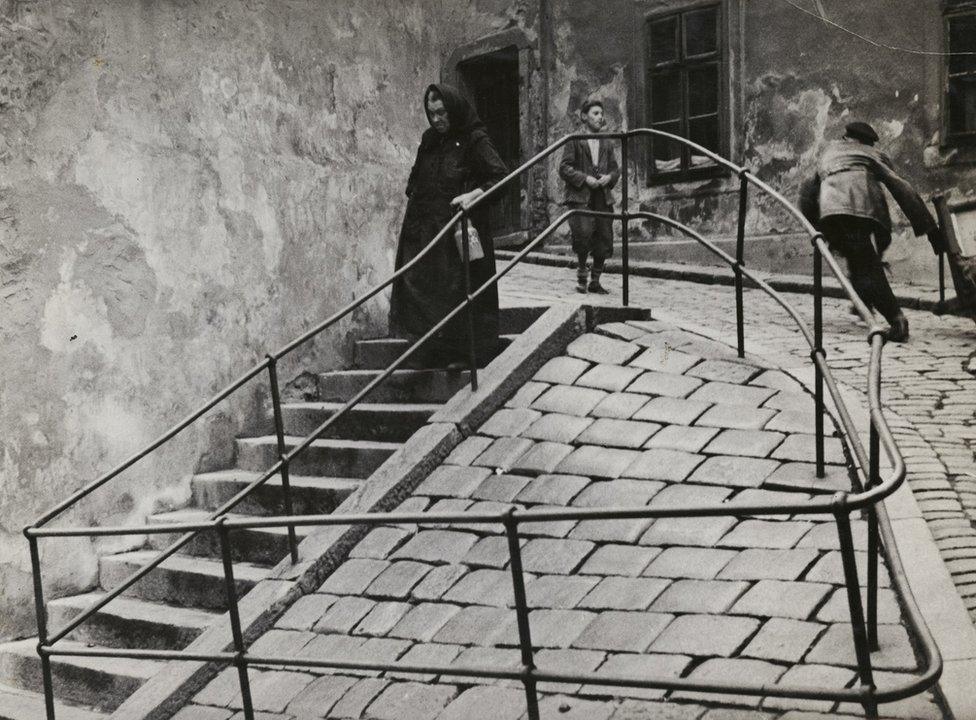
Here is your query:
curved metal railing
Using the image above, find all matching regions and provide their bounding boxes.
[25,128,940,720]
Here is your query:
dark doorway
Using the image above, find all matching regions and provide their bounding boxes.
[457,47,521,239]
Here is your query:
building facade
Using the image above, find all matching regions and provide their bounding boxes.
[447,0,976,282]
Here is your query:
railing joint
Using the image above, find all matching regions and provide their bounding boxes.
[867,327,887,345]
[829,491,850,515]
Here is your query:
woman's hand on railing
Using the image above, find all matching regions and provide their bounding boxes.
[450,189,484,210]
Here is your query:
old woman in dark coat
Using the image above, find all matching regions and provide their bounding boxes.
[389,84,508,369]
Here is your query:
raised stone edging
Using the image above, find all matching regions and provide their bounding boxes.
[498,249,970,317]
[110,302,648,720]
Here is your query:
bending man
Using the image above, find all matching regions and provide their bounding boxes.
[800,121,941,342]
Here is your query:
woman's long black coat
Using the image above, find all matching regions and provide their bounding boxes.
[389,85,509,364]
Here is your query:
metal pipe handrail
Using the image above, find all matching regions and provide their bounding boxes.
[32,207,934,715]
[29,204,912,659]
[36,643,925,705]
[26,127,941,720]
[27,209,905,538]
[24,128,882,531]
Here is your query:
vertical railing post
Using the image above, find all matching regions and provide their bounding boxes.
[833,499,878,719]
[27,533,57,720]
[503,510,539,720]
[621,134,630,307]
[938,250,946,313]
[866,423,881,651]
[217,519,255,720]
[734,171,748,358]
[460,213,479,391]
[266,356,299,564]
[813,237,826,479]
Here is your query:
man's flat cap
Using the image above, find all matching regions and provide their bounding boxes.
[844,121,879,145]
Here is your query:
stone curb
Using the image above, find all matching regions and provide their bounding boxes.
[110,303,622,720]
[652,310,976,720]
[498,249,972,318]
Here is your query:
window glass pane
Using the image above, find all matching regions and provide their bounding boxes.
[687,64,719,116]
[650,71,682,122]
[948,76,976,135]
[651,121,683,173]
[949,14,976,74]
[649,16,679,65]
[685,7,718,57]
[688,115,719,165]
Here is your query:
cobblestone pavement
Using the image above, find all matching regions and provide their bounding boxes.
[500,262,976,624]
[183,308,949,719]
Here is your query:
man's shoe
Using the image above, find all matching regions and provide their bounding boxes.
[588,279,610,295]
[576,279,588,294]
[886,314,909,343]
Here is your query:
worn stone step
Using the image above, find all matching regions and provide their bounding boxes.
[0,681,107,720]
[191,470,361,516]
[46,592,217,651]
[235,436,398,478]
[352,333,517,370]
[145,509,313,565]
[317,368,473,403]
[98,551,267,610]
[281,401,439,441]
[0,640,159,713]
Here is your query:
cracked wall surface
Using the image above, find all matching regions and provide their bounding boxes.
[0,0,447,640]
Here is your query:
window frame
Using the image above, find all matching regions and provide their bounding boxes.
[943,5,976,147]
[643,1,730,185]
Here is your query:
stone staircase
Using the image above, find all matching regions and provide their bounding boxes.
[0,306,545,719]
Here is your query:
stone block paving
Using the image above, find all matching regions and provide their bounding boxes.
[502,263,976,625]
[187,317,945,720]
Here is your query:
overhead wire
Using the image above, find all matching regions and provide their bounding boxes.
[777,0,976,56]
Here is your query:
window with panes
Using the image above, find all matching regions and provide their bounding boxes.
[946,8,976,144]
[646,4,724,180]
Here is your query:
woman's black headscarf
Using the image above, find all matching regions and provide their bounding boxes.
[423,83,487,140]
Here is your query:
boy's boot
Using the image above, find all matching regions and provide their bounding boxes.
[886,312,909,343]
[576,264,588,293]
[588,259,609,294]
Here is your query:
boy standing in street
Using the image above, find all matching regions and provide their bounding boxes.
[559,99,620,294]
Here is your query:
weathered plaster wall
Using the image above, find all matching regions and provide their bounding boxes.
[0,0,445,640]
[738,0,972,285]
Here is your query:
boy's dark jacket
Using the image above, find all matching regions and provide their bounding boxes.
[559,137,620,205]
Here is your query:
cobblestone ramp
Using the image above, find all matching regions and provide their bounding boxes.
[499,262,976,624]
[179,319,947,720]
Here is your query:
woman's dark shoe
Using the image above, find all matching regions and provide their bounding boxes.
[576,278,588,294]
[588,279,610,295]
[886,314,909,343]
